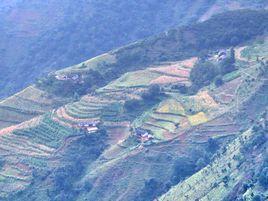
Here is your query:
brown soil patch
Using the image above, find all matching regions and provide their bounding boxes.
[0,116,41,136]
[150,76,189,85]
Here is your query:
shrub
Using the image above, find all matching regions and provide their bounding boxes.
[214,75,224,87]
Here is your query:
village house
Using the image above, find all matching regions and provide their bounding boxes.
[55,73,82,83]
[77,120,100,134]
[217,51,227,61]
[135,128,154,142]
[55,74,69,81]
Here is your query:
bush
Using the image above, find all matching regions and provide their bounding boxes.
[214,75,224,87]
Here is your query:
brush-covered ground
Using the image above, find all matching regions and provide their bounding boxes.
[0,10,267,201]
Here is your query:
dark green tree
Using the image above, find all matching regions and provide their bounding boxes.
[190,60,217,87]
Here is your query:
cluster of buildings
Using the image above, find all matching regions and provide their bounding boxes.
[55,74,83,83]
[77,120,100,134]
[134,128,154,143]
[217,51,227,61]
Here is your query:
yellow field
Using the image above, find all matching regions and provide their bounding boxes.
[157,99,185,115]
[188,112,208,126]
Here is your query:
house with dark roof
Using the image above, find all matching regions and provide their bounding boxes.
[77,120,100,134]
[135,128,154,142]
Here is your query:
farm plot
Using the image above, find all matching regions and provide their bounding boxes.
[0,86,60,129]
[0,106,38,130]
[63,96,112,120]
[175,90,218,117]
[210,77,242,105]
[240,38,268,61]
[13,115,74,149]
[102,57,197,90]
[104,70,160,89]
[56,53,117,75]
[0,115,73,196]
[189,114,241,144]
[148,59,194,77]
[188,112,208,126]
[136,98,189,140]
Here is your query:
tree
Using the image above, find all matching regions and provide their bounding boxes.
[220,58,236,74]
[142,84,161,100]
[214,75,224,87]
[190,60,217,87]
[230,48,235,64]
[252,194,262,201]
[220,48,236,75]
[124,99,141,111]
[207,138,219,152]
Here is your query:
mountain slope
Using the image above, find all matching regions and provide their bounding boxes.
[1,9,267,130]
[0,9,267,201]
[1,0,268,98]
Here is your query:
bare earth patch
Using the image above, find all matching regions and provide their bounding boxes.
[150,76,189,85]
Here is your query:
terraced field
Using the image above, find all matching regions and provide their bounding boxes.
[102,58,196,91]
[0,36,267,200]
[241,38,268,61]
[0,86,64,130]
[56,53,117,75]
[0,113,78,197]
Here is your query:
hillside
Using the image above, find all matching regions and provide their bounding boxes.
[1,9,267,130]
[0,9,267,201]
[1,0,268,98]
